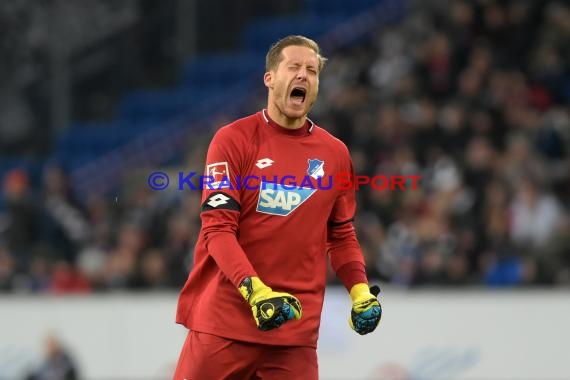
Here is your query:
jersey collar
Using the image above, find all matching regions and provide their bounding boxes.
[262,109,314,135]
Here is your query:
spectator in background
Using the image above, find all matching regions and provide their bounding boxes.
[41,165,91,265]
[27,255,52,292]
[2,169,42,272]
[161,212,194,287]
[102,222,145,289]
[509,176,566,283]
[130,248,169,289]
[27,334,79,380]
[502,134,546,186]
[0,245,16,291]
[74,195,114,291]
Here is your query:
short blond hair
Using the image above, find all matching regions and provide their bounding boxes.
[265,35,327,73]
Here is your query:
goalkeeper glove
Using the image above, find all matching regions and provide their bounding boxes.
[238,276,302,331]
[349,283,382,335]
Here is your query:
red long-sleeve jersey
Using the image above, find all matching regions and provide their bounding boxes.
[176,109,366,348]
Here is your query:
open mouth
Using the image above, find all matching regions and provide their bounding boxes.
[290,87,306,105]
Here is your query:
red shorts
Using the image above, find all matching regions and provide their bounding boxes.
[173,330,318,380]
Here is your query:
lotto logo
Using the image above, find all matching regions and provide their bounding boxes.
[256,158,274,169]
[207,194,230,208]
[256,182,316,216]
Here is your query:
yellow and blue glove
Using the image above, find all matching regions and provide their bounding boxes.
[239,276,302,331]
[349,283,382,335]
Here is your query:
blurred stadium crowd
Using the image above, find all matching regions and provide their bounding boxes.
[1,0,569,293]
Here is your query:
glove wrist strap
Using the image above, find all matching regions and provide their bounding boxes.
[239,276,271,305]
[349,283,370,303]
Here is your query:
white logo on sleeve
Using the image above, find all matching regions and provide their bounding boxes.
[255,158,274,169]
[206,162,230,189]
[207,194,230,208]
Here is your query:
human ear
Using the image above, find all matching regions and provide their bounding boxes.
[264,71,274,89]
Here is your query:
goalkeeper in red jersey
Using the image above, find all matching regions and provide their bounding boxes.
[173,35,381,380]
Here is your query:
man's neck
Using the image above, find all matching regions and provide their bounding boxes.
[266,104,306,130]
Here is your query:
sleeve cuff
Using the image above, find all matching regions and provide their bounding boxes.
[335,261,368,292]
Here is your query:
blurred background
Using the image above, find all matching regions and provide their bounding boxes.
[0,0,569,379]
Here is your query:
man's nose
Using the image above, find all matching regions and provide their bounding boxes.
[296,67,307,80]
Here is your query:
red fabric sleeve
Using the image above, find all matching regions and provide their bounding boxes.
[327,150,366,272]
[335,261,368,291]
[200,126,257,288]
[201,210,257,287]
[327,219,365,272]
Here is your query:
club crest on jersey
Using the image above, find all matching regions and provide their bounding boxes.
[205,161,230,189]
[257,182,316,216]
[307,159,325,179]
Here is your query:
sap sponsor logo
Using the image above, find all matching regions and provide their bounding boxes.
[256,182,316,216]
